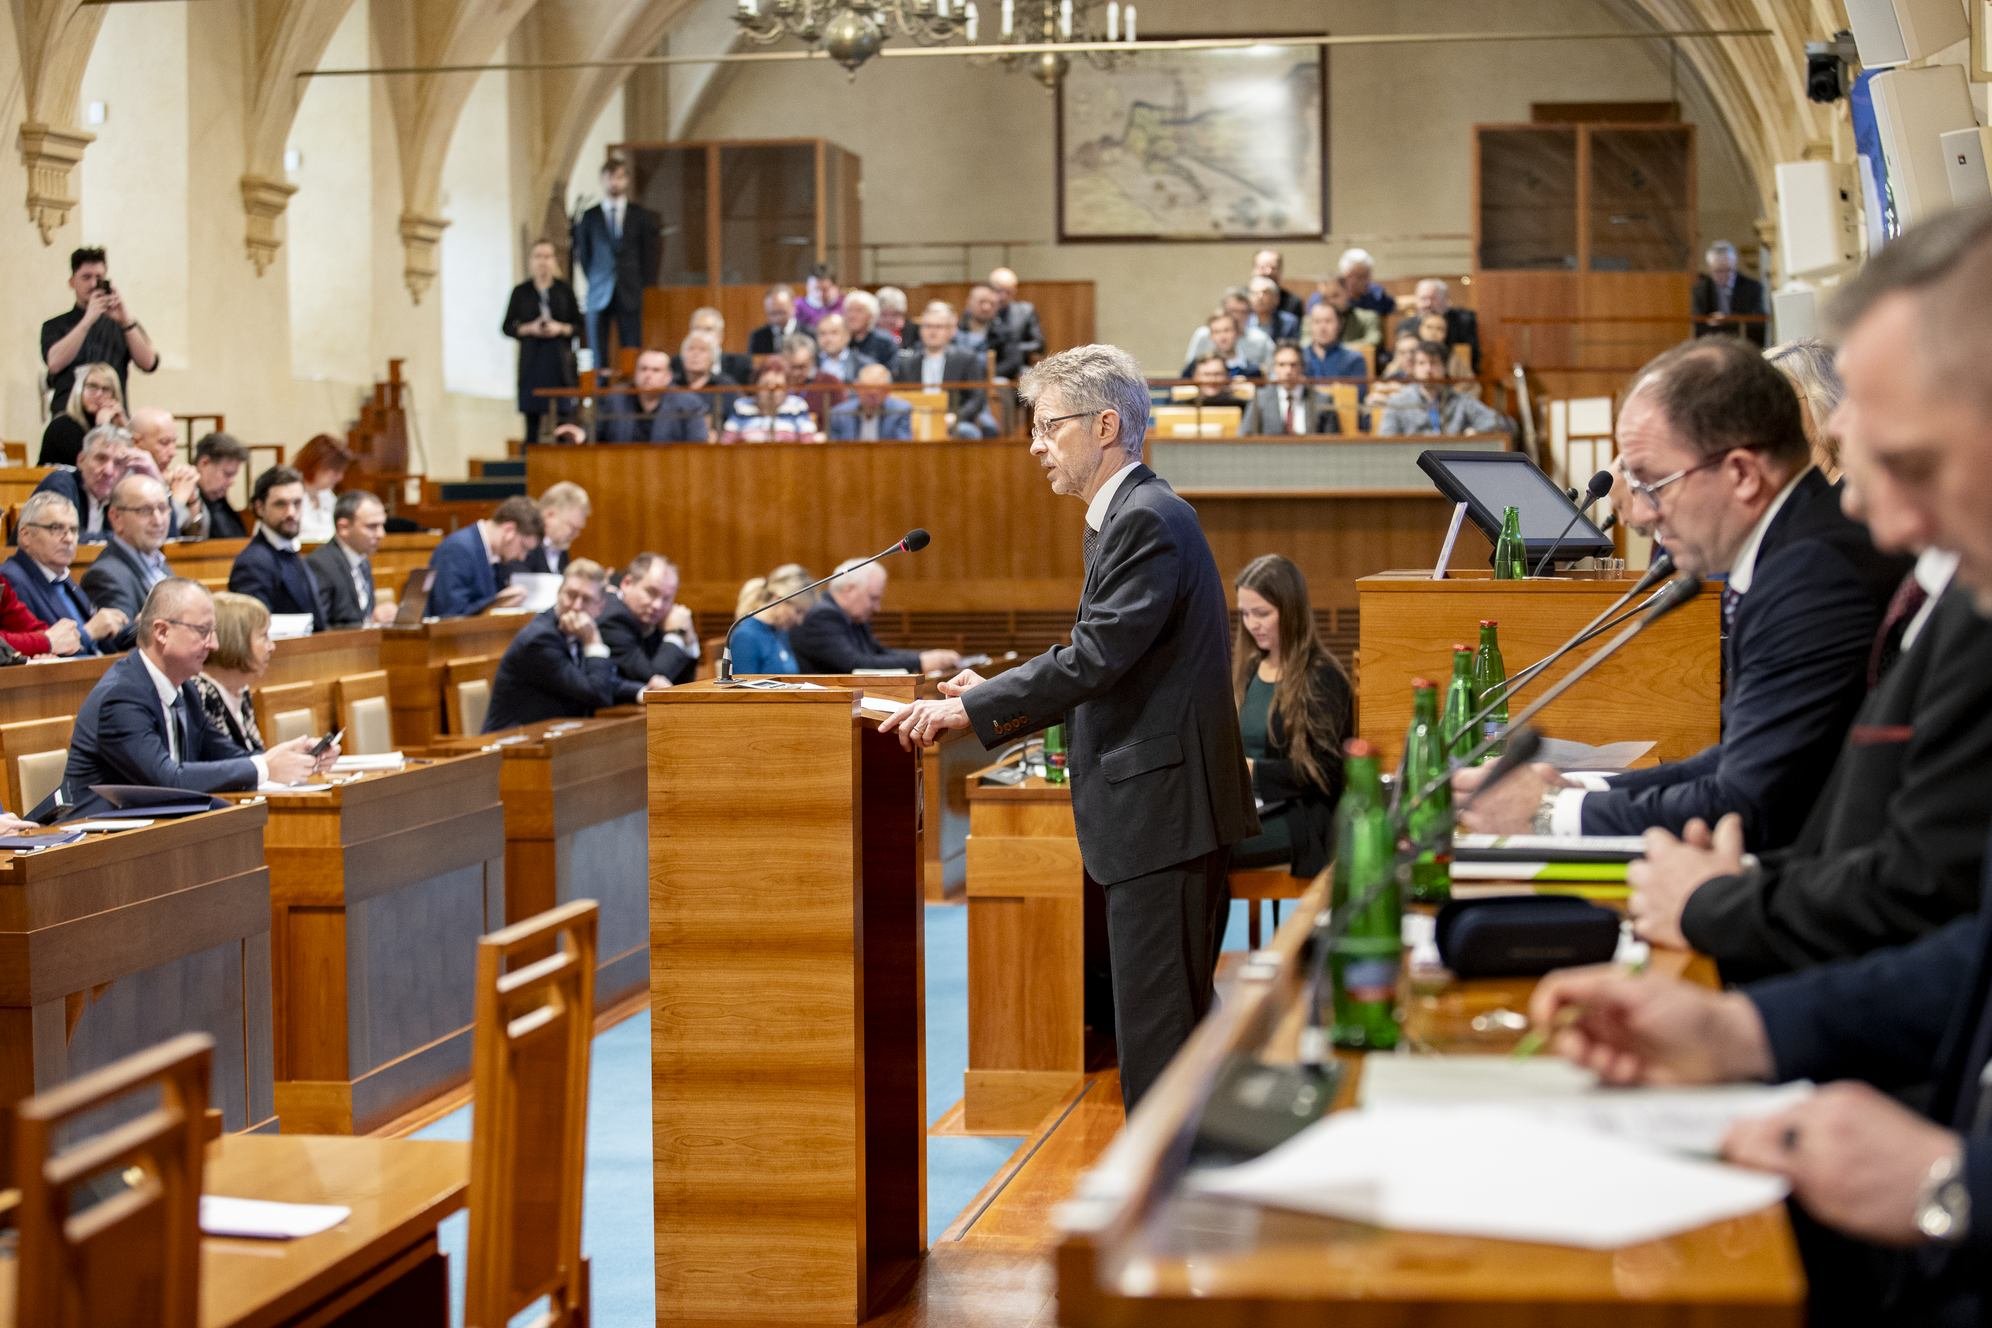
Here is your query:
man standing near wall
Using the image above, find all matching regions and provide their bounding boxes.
[571,158,661,369]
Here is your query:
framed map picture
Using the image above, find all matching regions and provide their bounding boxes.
[1056,44,1327,242]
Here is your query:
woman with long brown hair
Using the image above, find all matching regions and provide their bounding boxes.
[1230,554,1353,873]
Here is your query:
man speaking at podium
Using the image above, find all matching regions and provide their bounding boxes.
[884,344,1257,1111]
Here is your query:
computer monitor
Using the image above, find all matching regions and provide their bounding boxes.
[1415,450,1613,569]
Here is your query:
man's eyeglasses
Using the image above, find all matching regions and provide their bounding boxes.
[21,522,78,538]
[1031,410,1100,444]
[165,619,217,641]
[1625,449,1746,512]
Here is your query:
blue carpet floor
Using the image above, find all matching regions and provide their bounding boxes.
[415,898,1270,1326]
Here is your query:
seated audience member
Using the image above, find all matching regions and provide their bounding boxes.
[1336,246,1395,318]
[1229,554,1353,874]
[35,425,128,542]
[1459,337,1909,850]
[1251,249,1306,322]
[677,307,753,381]
[1766,338,1845,483]
[518,481,589,575]
[1369,331,1427,407]
[795,263,844,332]
[722,359,821,443]
[1245,275,1300,342]
[791,558,959,675]
[875,285,909,345]
[1377,341,1514,437]
[484,559,661,732]
[39,361,126,467]
[1183,296,1273,374]
[954,284,1016,377]
[558,348,706,444]
[828,364,914,441]
[1241,344,1344,435]
[1412,311,1453,354]
[842,290,899,366]
[1691,239,1767,346]
[783,332,844,423]
[2,492,123,654]
[193,432,250,538]
[748,284,803,357]
[814,313,873,383]
[426,495,543,617]
[128,407,207,540]
[82,472,174,651]
[1182,312,1264,383]
[194,591,275,751]
[670,331,739,432]
[1300,302,1368,387]
[1188,355,1247,411]
[57,579,331,817]
[599,551,699,688]
[986,268,1044,378]
[306,490,396,627]
[292,434,352,543]
[228,465,327,631]
[1397,278,1481,372]
[42,245,159,409]
[1306,278,1384,353]
[892,303,994,438]
[0,560,69,659]
[729,563,811,674]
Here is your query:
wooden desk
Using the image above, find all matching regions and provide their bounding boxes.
[425,716,648,1007]
[1054,879,1805,1326]
[252,755,506,1133]
[0,807,276,1147]
[0,1133,469,1328]
[379,613,534,748]
[54,531,440,593]
[647,681,925,1323]
[1357,569,1722,766]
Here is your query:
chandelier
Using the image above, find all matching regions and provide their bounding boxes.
[732,0,1136,81]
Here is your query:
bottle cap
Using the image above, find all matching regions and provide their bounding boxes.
[1410,677,1435,691]
[1452,643,1470,654]
[1344,738,1375,758]
[1479,619,1497,628]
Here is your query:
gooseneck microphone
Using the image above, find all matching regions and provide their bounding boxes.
[713,529,930,685]
[1532,469,1616,578]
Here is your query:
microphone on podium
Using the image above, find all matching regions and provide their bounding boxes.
[1532,469,1616,578]
[714,529,930,685]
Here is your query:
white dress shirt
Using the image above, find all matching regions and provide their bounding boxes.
[1086,460,1140,533]
[139,650,270,782]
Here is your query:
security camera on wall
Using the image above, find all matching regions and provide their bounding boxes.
[1869,62,1981,226]
[1776,160,1864,278]
[1846,0,1971,67]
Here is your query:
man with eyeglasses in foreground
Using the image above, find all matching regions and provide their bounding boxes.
[1457,337,1906,851]
[53,578,335,820]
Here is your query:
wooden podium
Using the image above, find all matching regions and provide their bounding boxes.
[1357,570,1722,765]
[646,681,926,1324]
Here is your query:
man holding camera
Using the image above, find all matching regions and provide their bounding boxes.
[41,246,159,406]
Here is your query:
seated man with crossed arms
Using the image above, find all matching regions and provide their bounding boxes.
[483,560,675,732]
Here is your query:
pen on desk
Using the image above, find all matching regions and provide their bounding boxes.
[1511,951,1650,1060]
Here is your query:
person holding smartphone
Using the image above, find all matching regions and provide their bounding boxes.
[41,247,158,407]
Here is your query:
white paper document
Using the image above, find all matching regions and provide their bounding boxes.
[1454,833,1648,857]
[266,613,316,641]
[200,1195,350,1239]
[257,781,335,793]
[857,696,908,717]
[1191,1103,1793,1249]
[330,753,405,772]
[1535,738,1655,771]
[509,572,562,613]
[66,819,153,832]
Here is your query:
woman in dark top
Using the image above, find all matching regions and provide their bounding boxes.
[502,239,581,444]
[1231,554,1353,875]
[40,362,127,466]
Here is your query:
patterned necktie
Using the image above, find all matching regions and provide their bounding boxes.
[355,558,372,613]
[1083,525,1099,570]
[166,695,182,765]
[1286,391,1299,434]
[1867,572,1929,689]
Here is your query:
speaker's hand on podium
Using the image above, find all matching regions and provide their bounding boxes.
[879,696,969,750]
[938,669,987,696]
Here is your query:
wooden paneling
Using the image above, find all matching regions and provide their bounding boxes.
[380,616,533,748]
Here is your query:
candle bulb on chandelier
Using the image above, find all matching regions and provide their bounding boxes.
[739,0,756,14]
[1107,1,1118,41]
[965,2,978,39]
[1000,0,1012,36]
[1059,0,1072,38]
[1124,4,1135,41]
[937,0,949,16]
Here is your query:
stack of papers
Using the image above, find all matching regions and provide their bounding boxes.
[200,1195,350,1239]
[1452,833,1645,883]
[1535,738,1655,771]
[330,753,405,773]
[509,572,562,613]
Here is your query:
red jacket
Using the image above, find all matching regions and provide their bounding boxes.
[0,577,53,655]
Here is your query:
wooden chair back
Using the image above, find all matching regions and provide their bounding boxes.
[445,655,500,735]
[252,679,322,746]
[14,1032,212,1328]
[1323,381,1361,432]
[334,670,393,755]
[0,715,73,814]
[1355,342,1376,376]
[891,389,950,441]
[1150,404,1240,439]
[465,901,598,1328]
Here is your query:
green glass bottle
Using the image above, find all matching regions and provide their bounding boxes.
[1328,740,1402,1051]
[1401,679,1453,904]
[1470,620,1508,763]
[1042,722,1067,784]
[1441,643,1477,767]
[1493,504,1527,580]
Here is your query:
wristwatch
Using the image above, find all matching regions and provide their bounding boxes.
[1914,1148,1971,1245]
[1530,790,1559,836]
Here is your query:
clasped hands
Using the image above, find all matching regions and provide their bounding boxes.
[878,669,985,750]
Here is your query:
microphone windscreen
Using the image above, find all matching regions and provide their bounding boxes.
[901,528,931,553]
[1586,469,1615,500]
[1652,573,1703,611]
[1631,551,1675,593]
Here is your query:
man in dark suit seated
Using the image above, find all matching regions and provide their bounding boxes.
[953,285,1016,382]
[425,495,543,618]
[193,432,249,540]
[33,425,126,542]
[556,349,707,444]
[987,268,1044,378]
[56,578,332,818]
[598,551,698,689]
[790,559,959,676]
[227,465,326,632]
[676,307,754,383]
[882,343,1258,1111]
[1395,277,1482,373]
[1244,276,1300,343]
[892,301,994,439]
[2,492,125,655]
[1692,239,1768,347]
[307,490,396,628]
[842,290,900,368]
[747,284,805,359]
[80,472,174,652]
[1250,249,1306,323]
[827,365,914,441]
[1240,343,1345,435]
[812,313,875,384]
[510,481,589,576]
[483,559,665,732]
[1460,337,1909,850]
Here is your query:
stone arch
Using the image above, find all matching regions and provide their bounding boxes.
[239,0,361,272]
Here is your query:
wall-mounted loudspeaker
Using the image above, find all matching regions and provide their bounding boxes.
[1869,62,1981,226]
[1776,161,1863,279]
[1846,0,1971,67]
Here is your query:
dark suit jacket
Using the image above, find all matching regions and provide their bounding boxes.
[201,492,247,540]
[79,538,162,652]
[596,598,695,688]
[891,346,989,424]
[790,599,919,674]
[306,539,373,628]
[1249,660,1353,877]
[1,553,98,655]
[1745,872,1992,1321]
[1691,273,1768,346]
[1239,385,1343,436]
[673,351,754,384]
[990,302,1044,378]
[228,533,327,631]
[1680,584,1992,980]
[597,392,709,443]
[426,524,505,619]
[483,609,638,733]
[749,322,809,358]
[570,201,661,316]
[60,651,259,818]
[32,470,107,543]
[961,465,1258,884]
[520,545,567,576]
[853,329,900,367]
[1581,468,1910,847]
